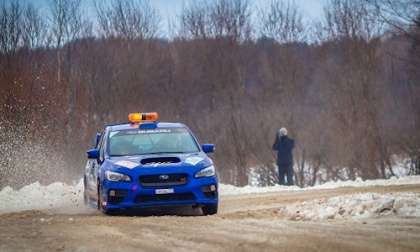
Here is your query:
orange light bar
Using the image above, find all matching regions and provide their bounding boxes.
[128,112,158,123]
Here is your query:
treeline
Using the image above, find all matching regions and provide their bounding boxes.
[0,0,419,187]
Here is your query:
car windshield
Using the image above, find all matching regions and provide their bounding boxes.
[108,127,200,156]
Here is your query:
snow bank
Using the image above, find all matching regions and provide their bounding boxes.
[313,176,420,189]
[0,179,89,214]
[278,192,420,220]
[219,183,300,195]
[220,175,420,195]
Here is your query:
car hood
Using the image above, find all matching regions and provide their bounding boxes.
[106,152,212,171]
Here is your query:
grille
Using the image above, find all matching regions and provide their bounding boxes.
[135,193,196,203]
[139,174,188,187]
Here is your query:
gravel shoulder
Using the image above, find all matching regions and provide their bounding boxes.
[1,184,420,252]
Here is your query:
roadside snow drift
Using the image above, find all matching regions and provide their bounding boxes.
[0,180,88,214]
[278,192,420,221]
[220,176,420,195]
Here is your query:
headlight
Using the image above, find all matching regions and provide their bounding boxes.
[105,171,131,182]
[195,165,216,178]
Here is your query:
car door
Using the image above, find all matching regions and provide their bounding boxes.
[86,132,105,199]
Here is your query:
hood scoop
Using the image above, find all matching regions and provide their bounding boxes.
[140,157,181,166]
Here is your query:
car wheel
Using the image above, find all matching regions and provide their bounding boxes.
[202,204,218,215]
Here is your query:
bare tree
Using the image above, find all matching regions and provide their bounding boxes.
[180,0,252,41]
[366,0,420,38]
[179,1,210,39]
[365,0,420,175]
[209,0,252,41]
[323,0,383,41]
[319,0,392,179]
[0,0,22,54]
[259,0,306,43]
[95,0,160,40]
[49,0,91,81]
[22,4,48,49]
[49,0,90,48]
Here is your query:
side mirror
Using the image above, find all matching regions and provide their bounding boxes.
[95,133,101,147]
[87,148,100,159]
[202,144,215,153]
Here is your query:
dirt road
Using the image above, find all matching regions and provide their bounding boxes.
[1,184,420,252]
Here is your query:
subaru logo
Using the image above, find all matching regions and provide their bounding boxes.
[159,174,169,180]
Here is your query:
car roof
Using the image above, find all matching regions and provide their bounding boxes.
[106,122,186,131]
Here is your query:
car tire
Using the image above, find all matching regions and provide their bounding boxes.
[83,190,88,205]
[83,176,88,205]
[202,204,218,215]
[97,183,101,210]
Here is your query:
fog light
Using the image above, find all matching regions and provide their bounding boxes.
[201,185,217,198]
[210,185,216,191]
[107,190,128,204]
[201,185,217,193]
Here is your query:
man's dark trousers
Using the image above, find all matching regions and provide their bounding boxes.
[278,163,293,185]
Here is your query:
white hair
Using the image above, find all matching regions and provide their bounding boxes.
[279,127,288,136]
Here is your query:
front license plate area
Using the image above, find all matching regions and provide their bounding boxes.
[155,188,174,194]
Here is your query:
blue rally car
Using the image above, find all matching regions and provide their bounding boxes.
[83,112,218,215]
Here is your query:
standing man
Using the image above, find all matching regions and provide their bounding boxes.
[272,128,295,185]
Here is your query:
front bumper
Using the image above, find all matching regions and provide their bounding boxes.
[101,176,218,210]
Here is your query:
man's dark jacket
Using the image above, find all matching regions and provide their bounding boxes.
[272,135,295,165]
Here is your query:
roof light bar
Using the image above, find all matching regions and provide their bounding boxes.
[128,112,158,123]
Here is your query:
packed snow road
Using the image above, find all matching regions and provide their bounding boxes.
[1,183,420,252]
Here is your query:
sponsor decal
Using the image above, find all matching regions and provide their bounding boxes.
[185,156,204,166]
[115,160,138,169]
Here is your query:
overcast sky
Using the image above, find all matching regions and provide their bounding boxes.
[25,0,328,36]
[151,0,327,20]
